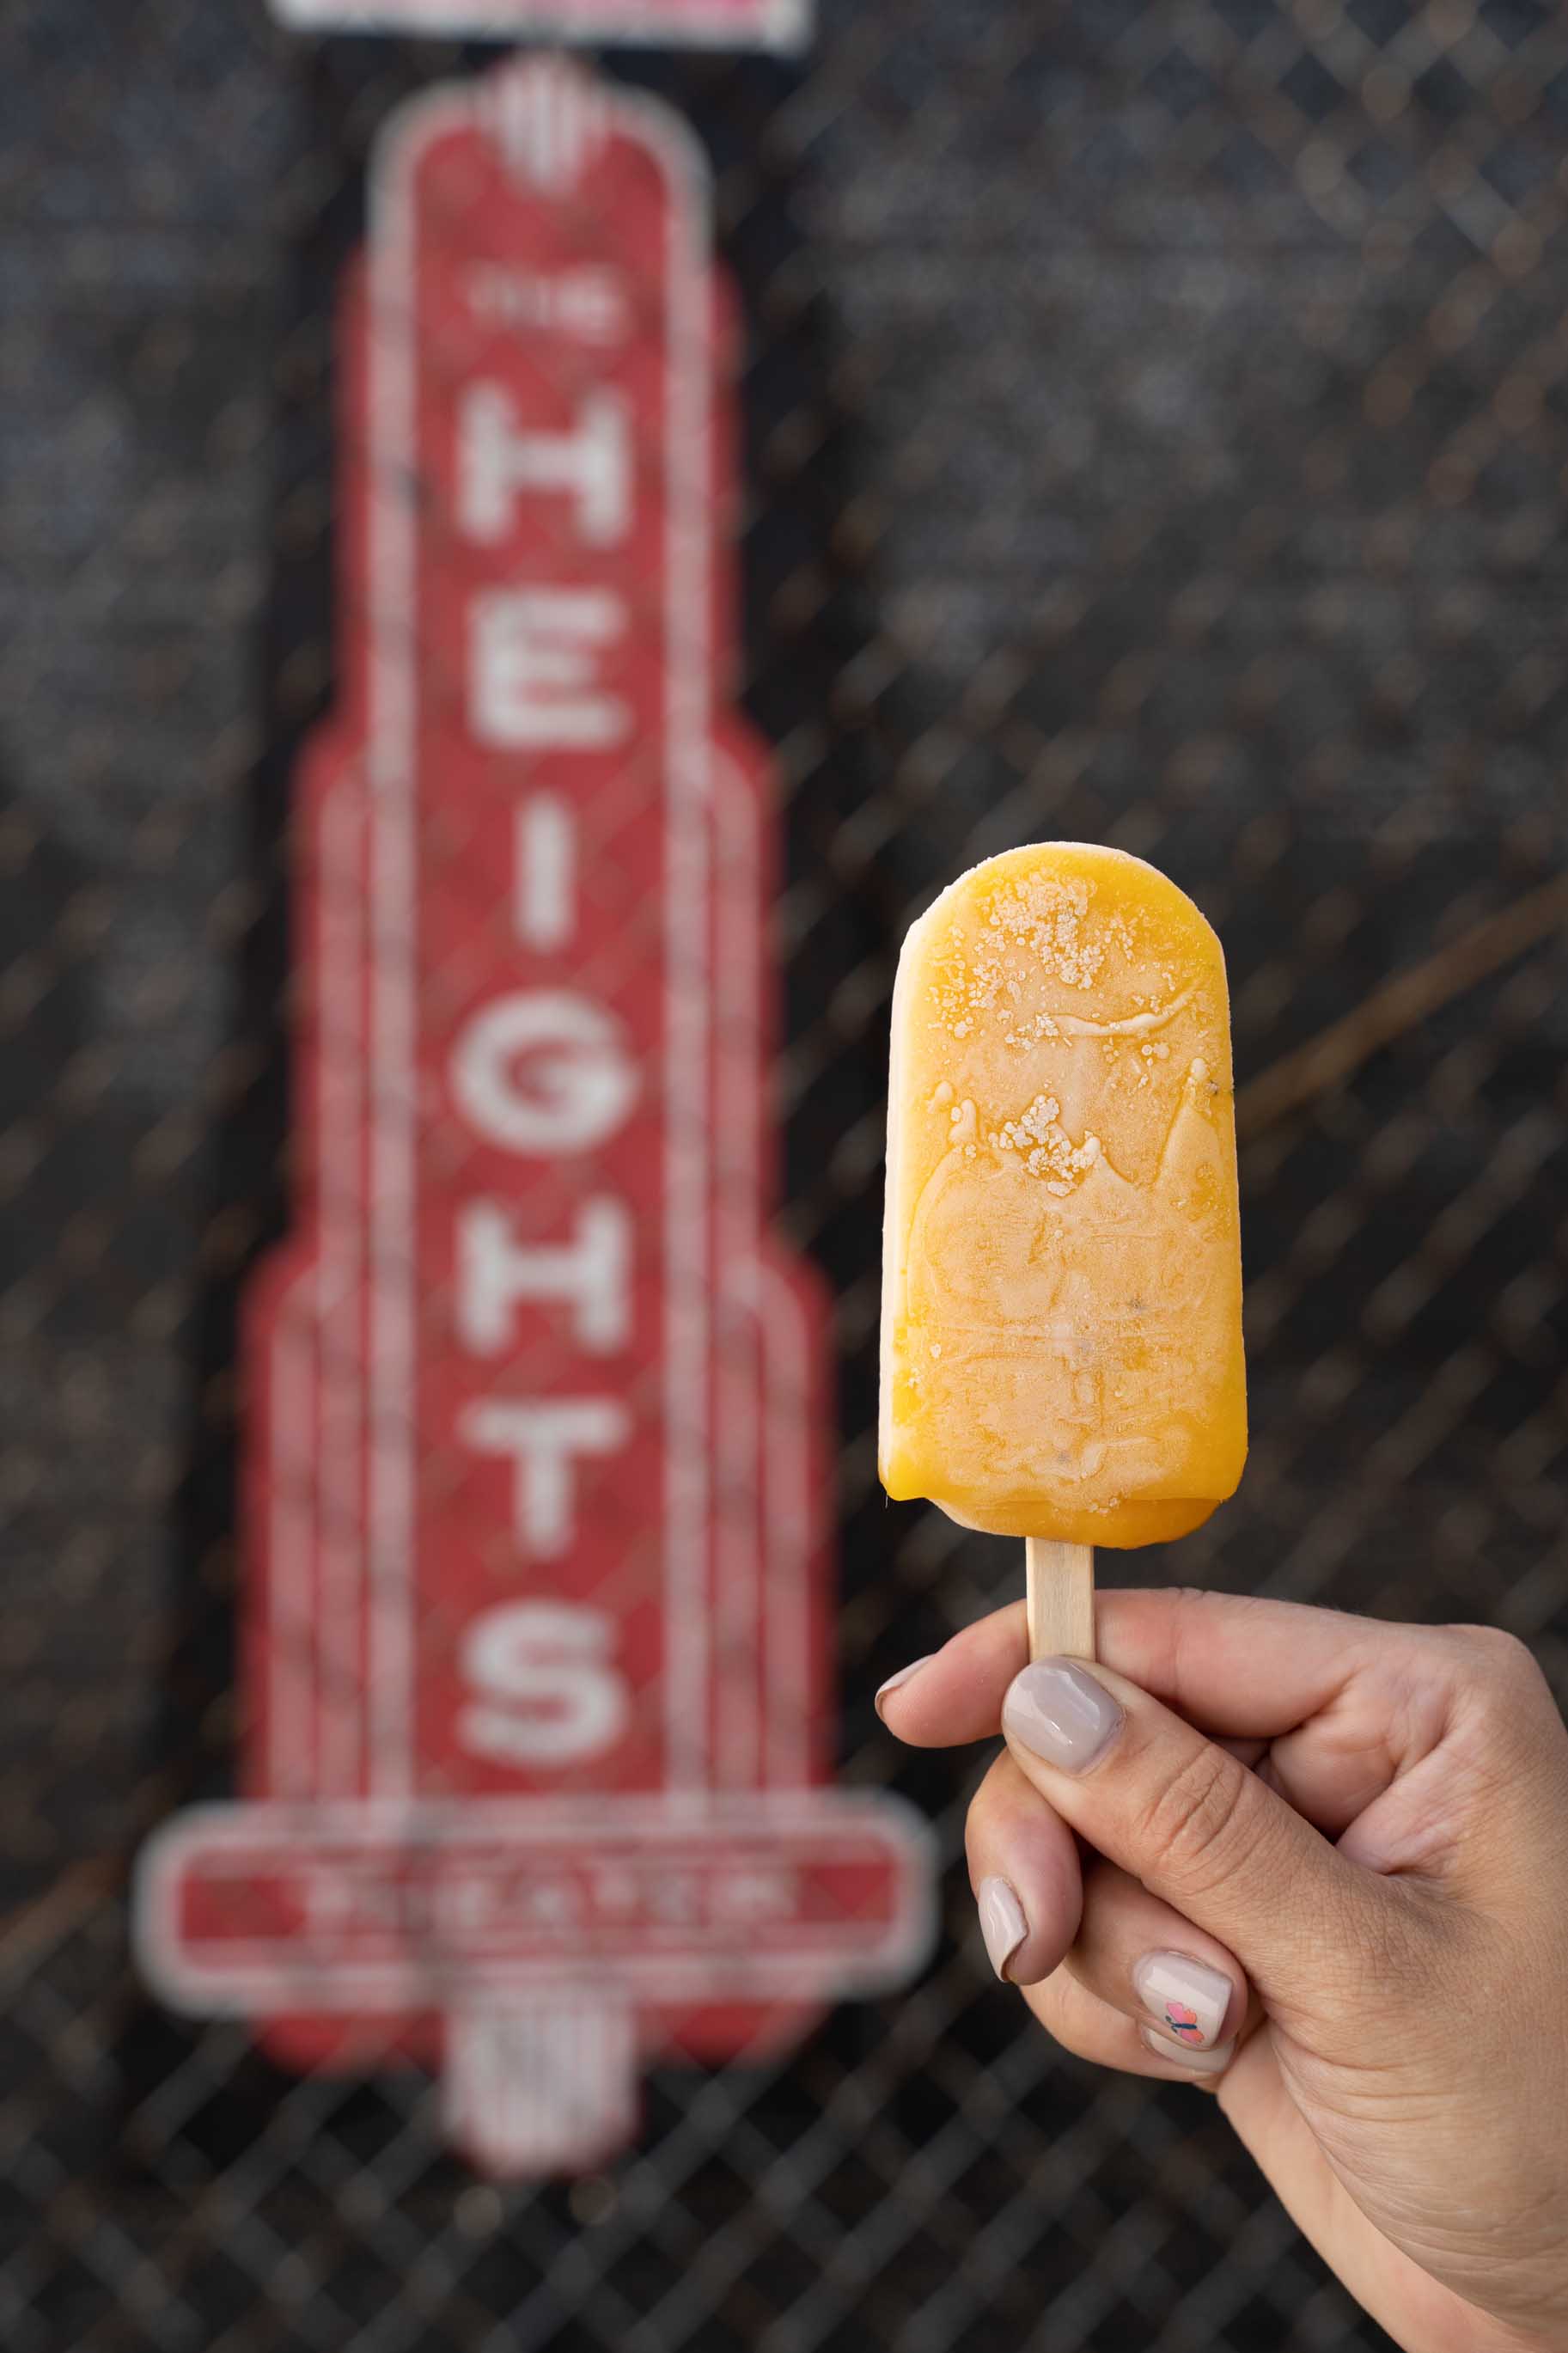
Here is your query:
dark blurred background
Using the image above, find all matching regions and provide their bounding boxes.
[3,1,1567,2347]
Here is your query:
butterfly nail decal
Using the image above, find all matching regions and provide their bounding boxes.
[1164,2001,1204,2044]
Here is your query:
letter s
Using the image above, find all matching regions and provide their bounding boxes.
[458,1601,628,1767]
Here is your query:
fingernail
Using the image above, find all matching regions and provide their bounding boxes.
[976,1877,1027,1981]
[1139,2025,1235,2077]
[1001,1659,1123,1771]
[875,1655,936,1719]
[1132,1951,1233,2052]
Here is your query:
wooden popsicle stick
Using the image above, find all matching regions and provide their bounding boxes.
[1024,1539,1095,1663]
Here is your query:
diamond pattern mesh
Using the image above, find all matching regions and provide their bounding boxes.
[1,1,1565,2346]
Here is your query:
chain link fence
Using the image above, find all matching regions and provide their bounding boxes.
[3,0,1567,2345]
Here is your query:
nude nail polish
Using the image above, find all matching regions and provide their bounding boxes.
[1002,1659,1123,1770]
[874,1655,935,1717]
[976,1877,1027,1981]
[1139,2025,1235,2076]
[1132,1950,1232,2053]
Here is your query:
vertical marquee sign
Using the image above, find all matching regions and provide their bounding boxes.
[134,58,932,2177]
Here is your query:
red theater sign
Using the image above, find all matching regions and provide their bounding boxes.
[135,57,930,2177]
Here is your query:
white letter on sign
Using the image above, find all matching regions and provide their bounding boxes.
[515,794,575,950]
[460,1600,627,1766]
[451,991,637,1154]
[457,1197,631,1355]
[460,1397,631,1558]
[470,590,629,749]
[459,384,631,546]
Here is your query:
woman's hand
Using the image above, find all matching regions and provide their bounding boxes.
[876,1590,1568,2353]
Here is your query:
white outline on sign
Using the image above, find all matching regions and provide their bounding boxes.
[317,764,369,1795]
[269,0,812,57]
[712,755,763,1790]
[759,1255,814,1785]
[266,1270,317,1798]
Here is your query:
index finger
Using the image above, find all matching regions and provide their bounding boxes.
[878,1587,1385,1749]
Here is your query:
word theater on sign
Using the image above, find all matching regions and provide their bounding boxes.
[134,58,933,2178]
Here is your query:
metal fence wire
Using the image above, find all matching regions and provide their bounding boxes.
[3,0,1568,2347]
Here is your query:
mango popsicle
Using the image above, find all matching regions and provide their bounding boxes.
[880,843,1245,1651]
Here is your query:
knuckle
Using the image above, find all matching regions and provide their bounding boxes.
[1133,1742,1258,1894]
[1445,1624,1551,1714]
[1490,1627,1534,1675]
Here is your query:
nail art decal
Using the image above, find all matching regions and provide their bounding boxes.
[1132,1951,1231,2053]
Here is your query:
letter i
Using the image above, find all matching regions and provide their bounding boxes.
[516,793,575,950]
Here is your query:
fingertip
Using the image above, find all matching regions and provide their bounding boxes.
[1001,1656,1127,1776]
[873,1653,939,1726]
[1131,1949,1242,2052]
[875,1605,1032,1745]
[966,1752,1083,1983]
[873,1651,969,1745]
[1138,2025,1236,2080]
[976,1876,1028,1981]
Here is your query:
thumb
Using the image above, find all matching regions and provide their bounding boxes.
[1001,1655,1370,2008]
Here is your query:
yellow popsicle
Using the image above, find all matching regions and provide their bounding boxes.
[880,842,1246,1549]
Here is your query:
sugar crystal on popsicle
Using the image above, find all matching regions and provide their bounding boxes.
[879,844,1245,1648]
